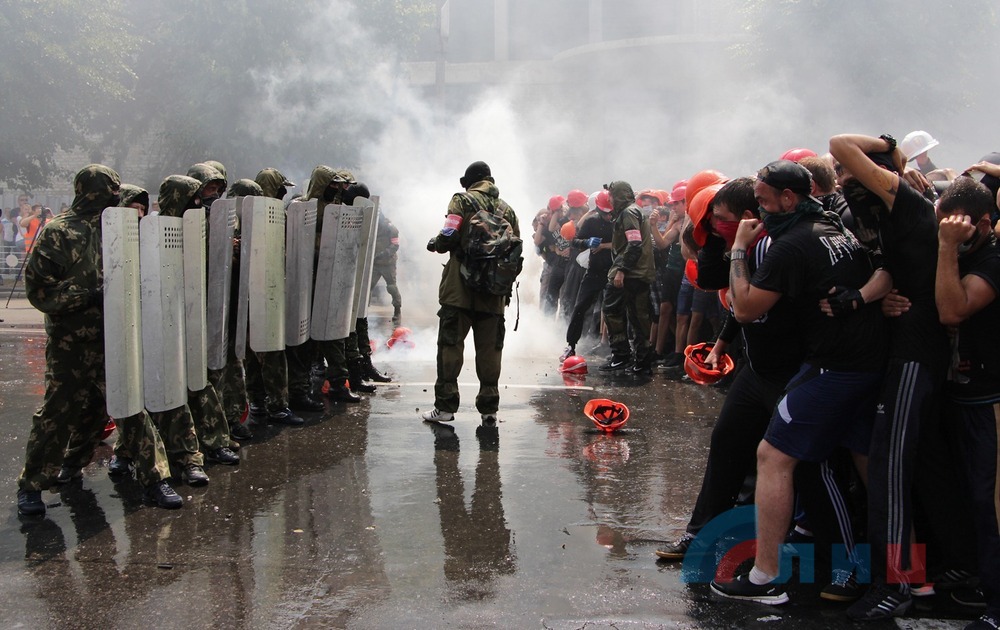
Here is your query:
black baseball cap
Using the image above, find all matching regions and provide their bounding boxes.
[757,159,817,199]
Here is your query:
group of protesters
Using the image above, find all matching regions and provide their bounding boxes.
[534,131,1000,629]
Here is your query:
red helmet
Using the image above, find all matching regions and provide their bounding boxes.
[386,326,415,349]
[101,418,117,441]
[672,179,688,191]
[595,190,612,212]
[562,372,587,389]
[560,221,576,240]
[584,398,630,433]
[685,169,727,208]
[669,185,688,204]
[560,355,588,374]
[567,189,588,208]
[684,258,701,289]
[547,195,566,212]
[687,183,724,247]
[683,342,735,385]
[780,148,818,163]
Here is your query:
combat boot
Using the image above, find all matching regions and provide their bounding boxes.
[348,359,377,393]
[362,356,391,383]
[289,393,325,412]
[326,381,361,403]
[391,307,401,326]
[17,489,45,516]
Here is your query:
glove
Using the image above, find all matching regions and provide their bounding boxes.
[427,238,437,252]
[586,237,601,248]
[826,286,864,317]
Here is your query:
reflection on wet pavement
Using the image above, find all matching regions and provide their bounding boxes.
[0,334,976,628]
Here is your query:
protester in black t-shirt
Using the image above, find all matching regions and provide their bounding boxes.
[933,177,1000,630]
[711,160,886,606]
[831,133,970,621]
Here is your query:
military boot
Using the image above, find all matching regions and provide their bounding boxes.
[326,381,361,403]
[362,356,391,383]
[392,307,401,327]
[348,359,377,393]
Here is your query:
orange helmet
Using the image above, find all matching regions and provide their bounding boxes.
[560,220,576,240]
[780,148,818,163]
[685,169,727,208]
[683,342,735,385]
[684,258,701,289]
[386,326,415,349]
[560,355,588,374]
[584,398,630,432]
[687,183,724,247]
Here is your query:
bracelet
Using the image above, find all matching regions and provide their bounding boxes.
[879,134,897,152]
[730,249,747,261]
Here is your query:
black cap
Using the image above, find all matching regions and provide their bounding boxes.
[343,182,370,206]
[460,161,491,189]
[757,160,814,197]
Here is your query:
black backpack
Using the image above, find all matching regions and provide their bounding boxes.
[458,193,523,296]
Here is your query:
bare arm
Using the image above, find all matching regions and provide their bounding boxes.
[829,134,905,209]
[936,215,997,325]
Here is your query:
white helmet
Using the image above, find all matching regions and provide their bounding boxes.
[901,130,939,162]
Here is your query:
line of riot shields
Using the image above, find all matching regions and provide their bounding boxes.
[102,196,380,418]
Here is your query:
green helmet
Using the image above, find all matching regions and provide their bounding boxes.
[119,184,149,210]
[186,162,227,190]
[255,167,295,199]
[203,160,228,185]
[305,165,337,201]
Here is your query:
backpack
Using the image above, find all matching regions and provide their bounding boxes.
[458,193,523,296]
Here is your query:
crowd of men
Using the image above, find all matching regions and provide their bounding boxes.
[15,161,400,516]
[534,130,1000,629]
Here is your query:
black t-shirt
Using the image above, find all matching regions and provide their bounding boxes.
[752,215,886,372]
[881,182,949,365]
[947,240,1000,404]
[737,235,805,381]
[575,213,614,274]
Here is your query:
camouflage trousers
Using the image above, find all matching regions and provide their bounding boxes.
[18,339,170,491]
[602,277,652,361]
[187,383,230,452]
[433,305,505,415]
[371,262,402,310]
[345,317,372,362]
[245,349,289,413]
[149,404,204,468]
[208,361,247,431]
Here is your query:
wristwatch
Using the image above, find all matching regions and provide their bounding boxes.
[879,134,896,152]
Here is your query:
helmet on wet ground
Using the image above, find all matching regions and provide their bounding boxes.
[683,342,735,385]
[584,398,630,432]
[560,355,588,374]
[386,326,415,349]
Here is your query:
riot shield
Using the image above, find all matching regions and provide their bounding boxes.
[139,214,187,413]
[183,208,208,391]
[234,197,253,360]
[102,208,144,418]
[350,196,379,322]
[206,198,237,370]
[247,196,286,352]
[284,199,317,346]
[311,204,364,341]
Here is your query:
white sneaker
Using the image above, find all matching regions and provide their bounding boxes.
[421,408,454,422]
[481,414,498,425]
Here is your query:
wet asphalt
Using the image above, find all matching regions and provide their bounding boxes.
[0,320,980,629]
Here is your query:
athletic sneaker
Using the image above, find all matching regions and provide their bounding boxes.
[953,587,987,608]
[910,582,936,597]
[965,613,1000,630]
[598,356,632,372]
[655,533,695,561]
[711,573,789,605]
[934,568,979,591]
[821,568,862,602]
[559,345,574,362]
[846,583,912,620]
[421,408,454,422]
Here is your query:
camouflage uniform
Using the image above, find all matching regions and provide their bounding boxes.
[427,177,519,415]
[17,165,171,492]
[119,184,149,213]
[230,169,292,413]
[286,166,355,397]
[602,181,656,366]
[371,213,402,323]
[147,174,218,467]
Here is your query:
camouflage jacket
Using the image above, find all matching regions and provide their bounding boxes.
[26,165,119,340]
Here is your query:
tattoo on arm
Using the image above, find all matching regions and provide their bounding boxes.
[731,259,746,280]
[874,168,898,196]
